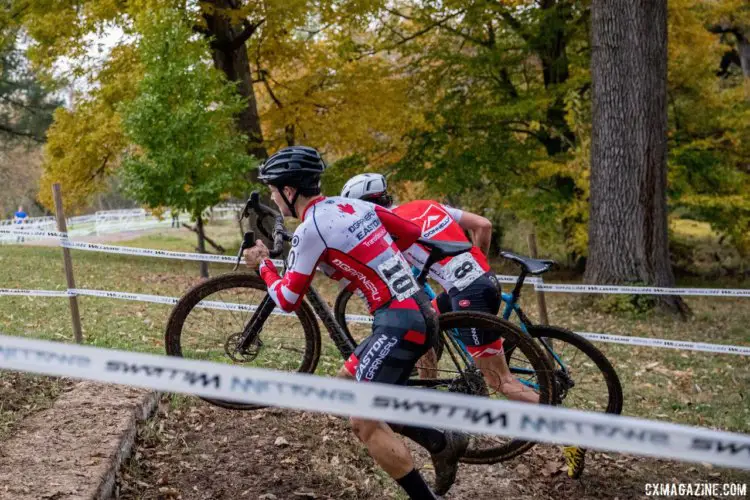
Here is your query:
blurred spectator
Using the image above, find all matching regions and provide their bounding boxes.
[13,205,27,242]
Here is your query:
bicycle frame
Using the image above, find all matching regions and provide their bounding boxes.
[420,269,566,390]
[239,266,471,389]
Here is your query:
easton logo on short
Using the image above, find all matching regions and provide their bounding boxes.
[459,299,471,308]
[338,203,356,215]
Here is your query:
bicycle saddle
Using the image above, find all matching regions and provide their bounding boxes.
[418,237,472,260]
[499,250,555,275]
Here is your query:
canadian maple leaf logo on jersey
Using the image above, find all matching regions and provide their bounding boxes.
[413,204,450,234]
[338,203,356,215]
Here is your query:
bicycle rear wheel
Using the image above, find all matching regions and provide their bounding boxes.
[336,290,556,462]
[420,312,556,464]
[165,273,321,410]
[334,288,444,361]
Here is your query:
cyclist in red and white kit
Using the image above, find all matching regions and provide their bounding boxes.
[242,147,467,499]
[341,173,538,403]
[342,173,590,479]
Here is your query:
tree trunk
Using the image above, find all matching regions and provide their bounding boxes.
[535,1,575,156]
[202,2,268,162]
[586,0,689,317]
[196,216,209,278]
[738,36,750,78]
[285,124,295,147]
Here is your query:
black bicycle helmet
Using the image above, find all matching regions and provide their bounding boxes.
[259,146,327,217]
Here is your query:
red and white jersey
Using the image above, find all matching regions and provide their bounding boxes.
[393,200,490,292]
[258,196,423,313]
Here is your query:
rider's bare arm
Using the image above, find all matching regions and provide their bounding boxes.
[445,206,492,256]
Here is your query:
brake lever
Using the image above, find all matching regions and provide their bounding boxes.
[233,230,255,271]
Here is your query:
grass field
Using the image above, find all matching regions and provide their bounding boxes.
[0,221,748,436]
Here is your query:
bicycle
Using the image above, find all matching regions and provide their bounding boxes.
[165,192,556,462]
[335,250,624,464]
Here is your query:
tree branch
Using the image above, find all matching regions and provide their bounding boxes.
[0,95,47,115]
[490,5,532,44]
[385,7,490,47]
[440,23,493,47]
[0,123,42,142]
[257,70,284,109]
[88,153,112,181]
[230,19,265,51]
[354,10,466,59]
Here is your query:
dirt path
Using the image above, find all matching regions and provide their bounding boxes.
[118,398,750,500]
[0,382,155,500]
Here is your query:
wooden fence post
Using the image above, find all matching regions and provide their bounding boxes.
[527,230,550,325]
[52,183,83,343]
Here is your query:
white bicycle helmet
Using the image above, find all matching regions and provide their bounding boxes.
[340,173,392,207]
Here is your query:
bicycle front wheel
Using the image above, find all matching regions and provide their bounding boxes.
[432,312,556,464]
[165,273,322,410]
[527,325,623,415]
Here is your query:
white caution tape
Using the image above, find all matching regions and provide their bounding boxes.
[62,240,234,264]
[535,282,750,297]
[68,288,300,317]
[0,228,68,239]
[3,228,749,297]
[577,332,750,356]
[60,240,286,268]
[496,275,750,297]
[1,287,748,355]
[0,288,72,297]
[495,274,543,285]
[0,334,748,469]
[70,288,179,306]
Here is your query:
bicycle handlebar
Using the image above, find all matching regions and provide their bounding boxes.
[239,191,292,260]
[269,216,286,258]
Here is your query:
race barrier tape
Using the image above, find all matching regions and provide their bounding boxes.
[0,287,748,355]
[534,282,750,297]
[0,228,68,239]
[3,229,749,297]
[577,332,750,356]
[0,288,72,298]
[0,333,748,469]
[60,240,286,268]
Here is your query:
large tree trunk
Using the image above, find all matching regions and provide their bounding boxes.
[586,0,689,317]
[202,1,268,162]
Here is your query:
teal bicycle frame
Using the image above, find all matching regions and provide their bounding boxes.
[417,266,560,390]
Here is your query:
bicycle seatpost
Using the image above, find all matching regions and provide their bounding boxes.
[416,251,439,286]
[510,269,527,304]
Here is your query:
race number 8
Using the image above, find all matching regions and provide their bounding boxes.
[454,261,474,279]
[447,253,483,291]
[378,255,418,301]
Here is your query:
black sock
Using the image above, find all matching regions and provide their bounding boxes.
[396,468,438,499]
[390,424,447,454]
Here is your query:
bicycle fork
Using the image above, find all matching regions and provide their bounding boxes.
[235,294,276,353]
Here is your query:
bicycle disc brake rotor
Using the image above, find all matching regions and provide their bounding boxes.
[553,368,575,404]
[448,367,490,397]
[224,332,263,363]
